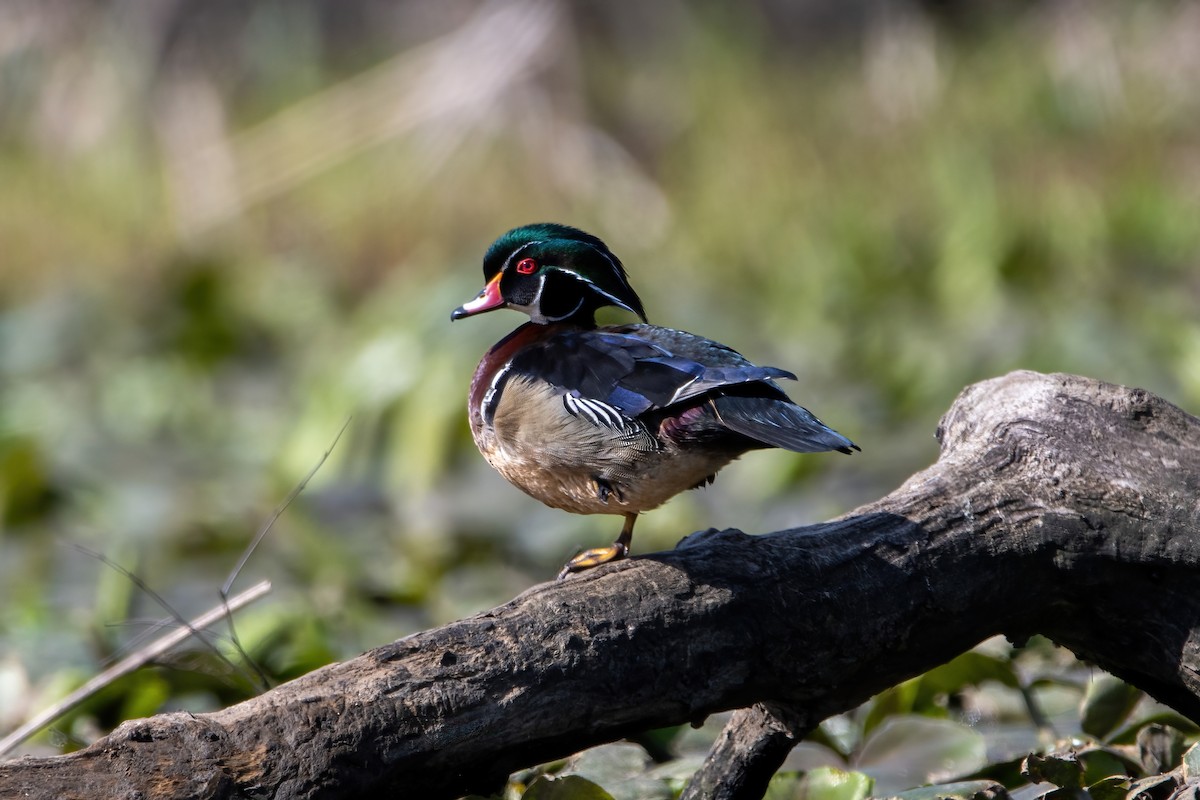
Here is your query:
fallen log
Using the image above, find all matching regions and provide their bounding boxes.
[2,371,1197,800]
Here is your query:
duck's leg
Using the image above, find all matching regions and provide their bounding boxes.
[557,513,638,580]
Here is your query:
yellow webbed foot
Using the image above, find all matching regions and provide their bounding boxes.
[556,542,629,581]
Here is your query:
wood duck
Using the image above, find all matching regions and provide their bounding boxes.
[452,223,858,579]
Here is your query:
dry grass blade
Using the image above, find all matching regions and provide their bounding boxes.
[0,579,272,759]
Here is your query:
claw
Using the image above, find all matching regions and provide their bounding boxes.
[555,512,638,581]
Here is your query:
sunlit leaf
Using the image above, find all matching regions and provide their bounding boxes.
[765,772,806,800]
[812,715,858,757]
[855,716,987,795]
[1112,713,1200,745]
[888,778,1007,800]
[921,651,1021,695]
[864,680,922,736]
[781,741,848,773]
[523,775,616,800]
[557,744,669,800]
[1085,774,1128,800]
[645,755,703,796]
[1183,744,1200,782]
[1004,782,1056,800]
[767,769,874,800]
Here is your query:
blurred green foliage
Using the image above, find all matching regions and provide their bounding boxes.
[0,0,1197,794]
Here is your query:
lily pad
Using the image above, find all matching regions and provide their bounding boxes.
[1080,675,1141,740]
[765,768,873,800]
[1085,774,1129,800]
[1183,743,1200,781]
[524,775,617,800]
[557,744,670,800]
[887,778,1008,800]
[854,715,987,795]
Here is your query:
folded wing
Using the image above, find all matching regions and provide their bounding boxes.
[504,325,858,455]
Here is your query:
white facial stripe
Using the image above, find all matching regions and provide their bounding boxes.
[515,271,586,323]
[541,293,585,323]
[503,241,633,321]
[532,272,547,311]
[502,240,544,272]
[506,273,551,323]
[584,283,633,312]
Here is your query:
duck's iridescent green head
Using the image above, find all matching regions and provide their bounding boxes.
[451,223,647,326]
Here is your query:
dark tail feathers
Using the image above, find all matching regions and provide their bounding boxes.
[713,395,859,454]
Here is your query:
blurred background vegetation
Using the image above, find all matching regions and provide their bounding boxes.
[1,0,1198,795]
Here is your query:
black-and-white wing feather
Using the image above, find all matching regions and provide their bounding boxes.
[562,392,637,433]
[501,324,858,455]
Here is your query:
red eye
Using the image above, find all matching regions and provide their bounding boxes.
[515,258,537,275]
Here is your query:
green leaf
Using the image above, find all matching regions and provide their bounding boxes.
[1182,744,1200,782]
[768,768,870,800]
[782,741,849,773]
[1040,790,1083,800]
[1021,752,1082,789]
[1111,713,1200,745]
[921,651,1022,695]
[855,716,987,795]
[1005,783,1057,800]
[116,671,170,720]
[629,725,682,764]
[765,772,806,800]
[523,775,616,800]
[1085,774,1128,800]
[888,779,1007,800]
[863,651,1020,742]
[645,755,704,796]
[1080,675,1141,740]
[0,435,59,525]
[1077,745,1138,785]
[803,768,873,800]
[557,744,670,800]
[864,680,923,736]
[812,715,858,757]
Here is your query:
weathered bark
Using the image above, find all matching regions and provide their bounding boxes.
[1,371,1198,800]
[680,703,815,800]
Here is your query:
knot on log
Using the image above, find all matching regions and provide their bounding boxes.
[936,371,1079,473]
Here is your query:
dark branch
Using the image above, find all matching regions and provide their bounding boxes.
[681,703,815,800]
[1,371,1197,800]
